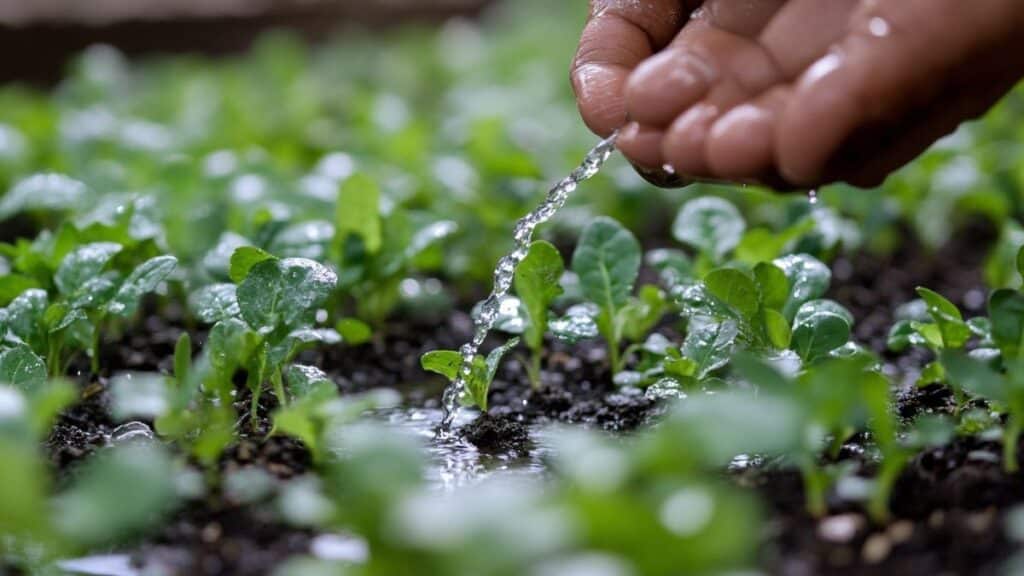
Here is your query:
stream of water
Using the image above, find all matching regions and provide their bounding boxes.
[438,132,619,433]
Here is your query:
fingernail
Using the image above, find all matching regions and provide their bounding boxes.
[631,162,693,188]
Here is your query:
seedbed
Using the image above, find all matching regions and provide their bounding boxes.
[5,1,1024,576]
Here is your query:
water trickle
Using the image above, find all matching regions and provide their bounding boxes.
[438,133,618,433]
[807,189,818,205]
[107,421,154,444]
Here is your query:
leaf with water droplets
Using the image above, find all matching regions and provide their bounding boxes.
[236,258,338,334]
[703,268,760,320]
[190,284,240,324]
[773,254,831,321]
[4,289,48,353]
[0,344,47,390]
[646,248,694,289]
[405,220,458,260]
[269,220,335,260]
[0,173,88,219]
[681,318,738,379]
[572,217,640,340]
[550,303,600,343]
[0,275,39,308]
[55,242,122,298]
[107,255,178,317]
[465,337,519,411]
[672,196,745,260]
[207,318,261,377]
[791,312,851,363]
[794,299,854,330]
[283,364,334,399]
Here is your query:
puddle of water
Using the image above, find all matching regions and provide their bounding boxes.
[368,406,552,491]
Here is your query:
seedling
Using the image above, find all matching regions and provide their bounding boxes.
[0,241,177,376]
[334,173,457,325]
[513,240,563,388]
[421,338,519,412]
[191,251,338,428]
[571,216,667,374]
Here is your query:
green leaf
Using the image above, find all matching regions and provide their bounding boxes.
[173,332,192,385]
[703,268,760,319]
[110,373,171,420]
[514,241,564,351]
[942,351,1007,403]
[4,289,48,353]
[791,312,851,363]
[672,196,746,260]
[236,258,338,334]
[54,242,122,297]
[336,317,373,345]
[283,364,335,399]
[207,318,261,377]
[917,287,971,349]
[887,320,920,352]
[681,318,738,379]
[0,173,88,219]
[646,248,693,288]
[421,350,462,381]
[230,246,276,284]
[466,338,519,411]
[990,289,1024,360]
[773,254,831,321]
[916,361,946,387]
[794,299,854,329]
[189,283,240,324]
[107,255,178,317]
[337,173,382,254]
[1017,244,1024,279]
[572,216,641,319]
[0,345,46,390]
[754,262,789,311]
[549,303,600,343]
[764,309,791,348]
[618,285,668,343]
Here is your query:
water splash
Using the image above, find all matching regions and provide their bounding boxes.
[439,133,619,433]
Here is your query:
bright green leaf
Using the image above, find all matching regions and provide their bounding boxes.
[514,241,564,351]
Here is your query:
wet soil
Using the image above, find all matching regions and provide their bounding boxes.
[28,223,1021,576]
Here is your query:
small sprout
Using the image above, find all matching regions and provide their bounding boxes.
[421,338,519,412]
[571,217,644,374]
[672,196,745,265]
[513,240,564,388]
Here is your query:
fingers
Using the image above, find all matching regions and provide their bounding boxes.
[775,0,1017,185]
[571,0,689,136]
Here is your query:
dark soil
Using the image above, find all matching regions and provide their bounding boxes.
[34,222,1019,576]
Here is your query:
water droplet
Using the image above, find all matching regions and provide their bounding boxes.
[808,189,819,205]
[868,17,891,37]
[108,421,154,444]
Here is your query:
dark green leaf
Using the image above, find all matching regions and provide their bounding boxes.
[236,258,337,333]
[774,254,831,321]
[703,268,759,319]
[0,345,46,390]
[572,216,641,321]
[54,242,122,297]
[791,312,850,363]
[990,289,1024,360]
[942,351,1007,403]
[189,284,240,324]
[681,318,738,379]
[754,262,788,311]
[107,255,177,317]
